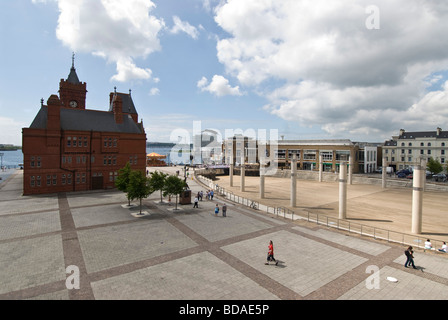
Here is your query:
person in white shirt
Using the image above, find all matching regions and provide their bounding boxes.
[438,242,447,253]
[193,197,199,208]
[424,239,432,250]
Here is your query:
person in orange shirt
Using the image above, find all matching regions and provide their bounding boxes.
[265,240,278,265]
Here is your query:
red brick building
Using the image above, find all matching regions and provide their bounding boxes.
[22,58,147,195]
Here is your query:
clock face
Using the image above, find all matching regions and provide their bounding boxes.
[70,100,78,108]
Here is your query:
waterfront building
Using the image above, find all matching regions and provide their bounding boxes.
[383,128,448,171]
[223,137,380,174]
[21,57,146,195]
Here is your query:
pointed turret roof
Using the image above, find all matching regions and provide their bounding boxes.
[67,53,80,84]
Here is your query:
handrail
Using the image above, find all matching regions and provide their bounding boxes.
[193,172,447,254]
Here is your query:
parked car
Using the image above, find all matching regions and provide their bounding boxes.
[397,172,407,178]
[396,169,412,176]
[433,173,447,182]
[406,174,413,179]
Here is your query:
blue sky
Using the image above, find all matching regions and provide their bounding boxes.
[1,0,448,146]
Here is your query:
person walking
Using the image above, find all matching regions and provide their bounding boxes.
[193,196,199,208]
[214,204,219,216]
[404,246,417,269]
[222,203,227,217]
[265,240,278,266]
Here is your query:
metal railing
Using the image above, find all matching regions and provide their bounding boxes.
[194,173,447,254]
[195,174,260,212]
[277,207,447,253]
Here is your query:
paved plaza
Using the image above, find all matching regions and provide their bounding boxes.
[0,168,447,301]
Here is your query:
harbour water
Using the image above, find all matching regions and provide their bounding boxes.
[0,149,23,168]
[0,146,191,168]
[0,150,23,184]
[146,145,191,165]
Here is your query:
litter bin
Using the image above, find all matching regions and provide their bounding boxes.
[179,190,191,205]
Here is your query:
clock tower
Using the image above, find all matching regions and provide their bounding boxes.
[59,53,87,110]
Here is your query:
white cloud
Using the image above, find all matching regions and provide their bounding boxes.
[197,76,208,88]
[170,16,199,40]
[111,58,152,82]
[149,87,160,96]
[197,75,242,97]
[214,0,448,140]
[49,0,164,82]
[0,117,27,146]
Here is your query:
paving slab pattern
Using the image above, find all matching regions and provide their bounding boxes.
[0,169,447,301]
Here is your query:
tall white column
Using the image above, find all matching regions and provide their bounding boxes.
[412,164,423,234]
[348,155,353,185]
[339,161,347,220]
[319,154,323,182]
[382,158,387,189]
[229,164,234,187]
[260,173,265,199]
[240,158,245,192]
[420,158,427,192]
[290,154,297,207]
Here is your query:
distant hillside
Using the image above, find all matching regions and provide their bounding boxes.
[0,144,21,151]
[146,142,175,148]
[146,142,193,148]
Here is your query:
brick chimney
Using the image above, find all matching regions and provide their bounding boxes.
[47,94,62,131]
[112,94,123,124]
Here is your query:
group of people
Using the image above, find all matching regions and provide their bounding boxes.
[404,239,447,270]
[192,190,227,217]
[214,203,227,217]
[424,239,447,252]
[193,190,214,203]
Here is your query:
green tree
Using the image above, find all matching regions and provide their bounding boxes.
[162,175,187,210]
[127,170,154,215]
[115,162,133,206]
[148,170,169,203]
[427,157,443,174]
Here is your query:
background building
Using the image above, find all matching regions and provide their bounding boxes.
[22,59,146,195]
[223,137,381,174]
[383,128,448,171]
